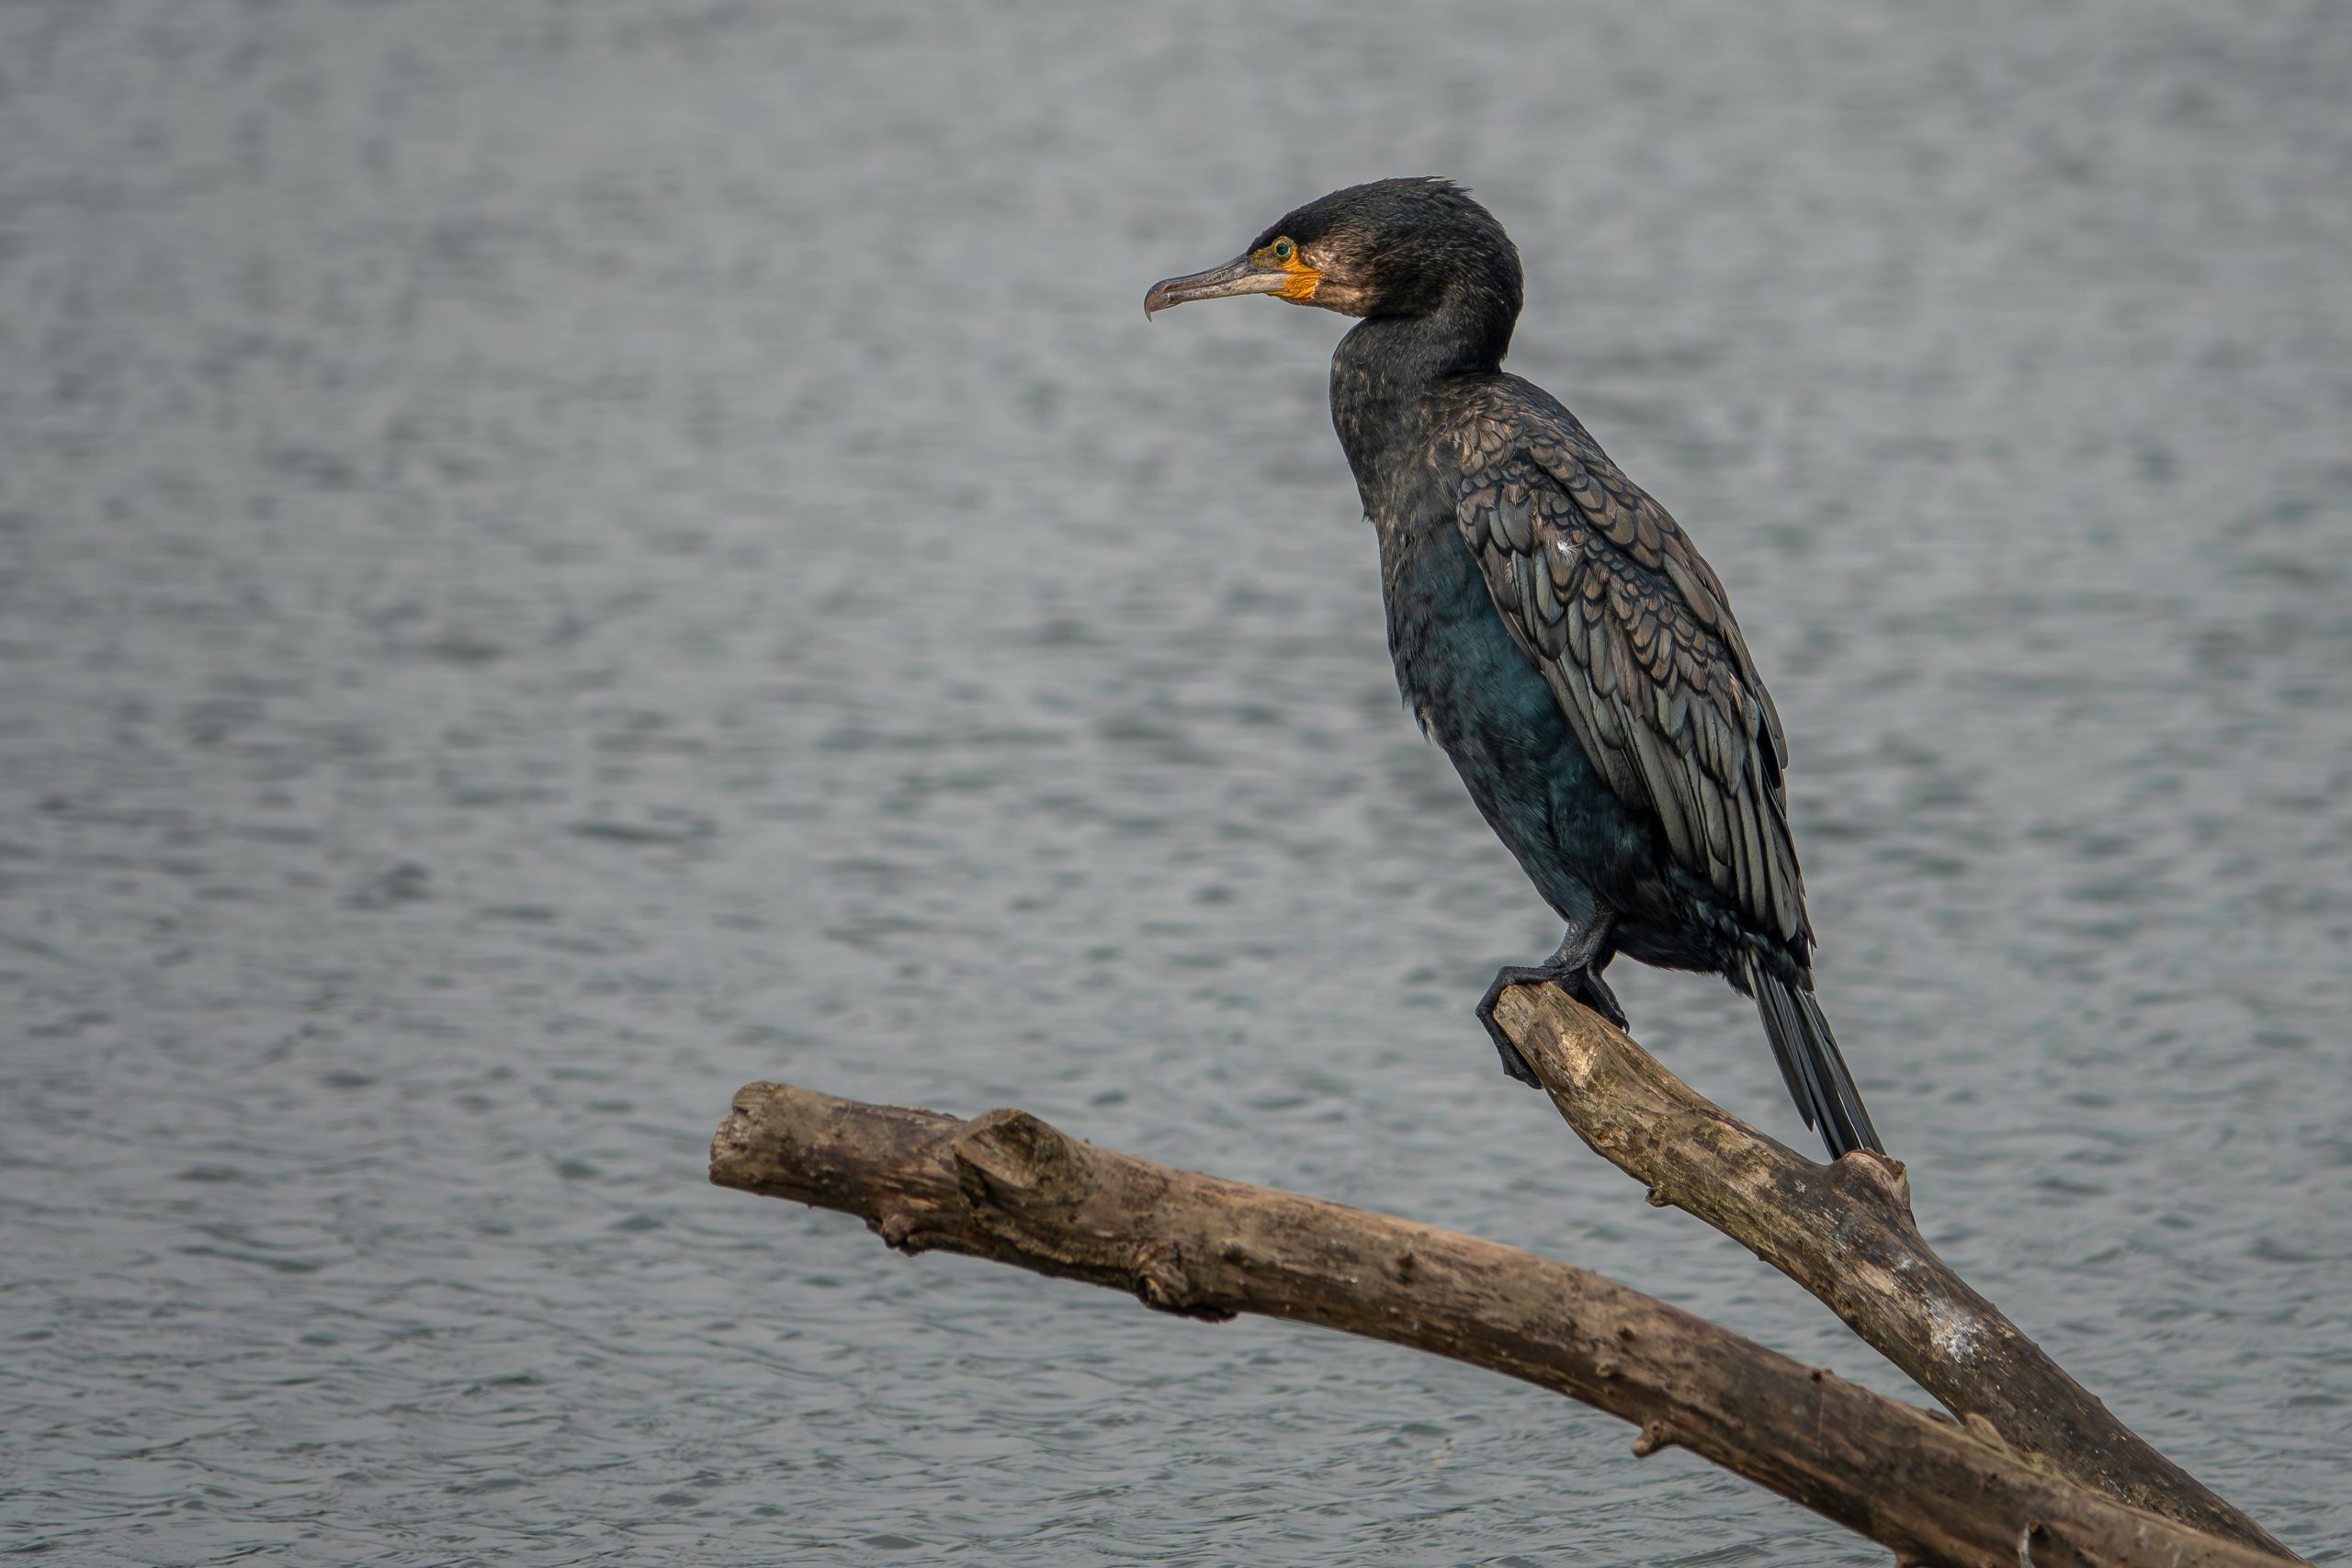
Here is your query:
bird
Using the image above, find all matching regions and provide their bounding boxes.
[1144,177,1883,1159]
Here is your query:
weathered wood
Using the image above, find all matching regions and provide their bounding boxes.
[1488,983,2294,1558]
[712,1080,2296,1568]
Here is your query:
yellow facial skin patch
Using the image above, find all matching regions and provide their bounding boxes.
[1256,237,1321,300]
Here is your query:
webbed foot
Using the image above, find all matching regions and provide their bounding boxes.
[1473,915,1626,1086]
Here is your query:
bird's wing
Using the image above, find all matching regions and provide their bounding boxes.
[1446,395,1811,948]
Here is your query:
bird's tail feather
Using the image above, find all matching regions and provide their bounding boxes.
[1745,956,1883,1159]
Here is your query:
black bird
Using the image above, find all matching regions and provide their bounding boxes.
[1146,178,1882,1158]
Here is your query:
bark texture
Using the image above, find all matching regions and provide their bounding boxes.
[713,1080,2298,1568]
[1487,983,2291,1557]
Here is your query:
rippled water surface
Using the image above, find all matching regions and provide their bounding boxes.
[4,3,2348,1563]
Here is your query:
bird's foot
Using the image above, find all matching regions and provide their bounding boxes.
[1475,961,1631,1089]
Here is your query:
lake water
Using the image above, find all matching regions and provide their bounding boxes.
[3,3,2346,1562]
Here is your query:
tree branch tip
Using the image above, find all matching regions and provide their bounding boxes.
[727,1079,773,1114]
[708,1110,753,1171]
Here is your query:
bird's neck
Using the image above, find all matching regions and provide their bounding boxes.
[1329,298,1513,500]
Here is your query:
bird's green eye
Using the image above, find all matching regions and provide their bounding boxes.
[1272,238,1295,261]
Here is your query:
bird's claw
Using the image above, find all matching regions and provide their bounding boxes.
[1566,969,1628,1031]
[1476,964,1555,1088]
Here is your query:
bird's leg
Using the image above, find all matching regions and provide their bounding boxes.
[1550,914,1626,1030]
[1476,913,1623,1087]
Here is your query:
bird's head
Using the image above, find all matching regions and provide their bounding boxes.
[1144,177,1522,333]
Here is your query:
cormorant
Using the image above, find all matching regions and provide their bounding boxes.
[1145,178,1883,1159]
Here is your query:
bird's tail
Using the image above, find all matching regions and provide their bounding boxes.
[1744,955,1883,1159]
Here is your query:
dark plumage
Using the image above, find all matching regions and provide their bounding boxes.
[1146,177,1883,1159]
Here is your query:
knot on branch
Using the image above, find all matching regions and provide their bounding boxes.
[1631,1419,1678,1459]
[873,1205,949,1254]
[954,1108,1083,1209]
[1963,1412,2012,1454]
[1828,1148,1915,1222]
[1134,1241,1237,1323]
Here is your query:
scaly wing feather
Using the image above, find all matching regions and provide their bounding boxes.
[1443,383,1812,951]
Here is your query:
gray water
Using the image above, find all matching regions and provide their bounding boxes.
[2,3,2347,1563]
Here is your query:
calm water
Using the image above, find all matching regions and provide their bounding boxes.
[3,3,2347,1563]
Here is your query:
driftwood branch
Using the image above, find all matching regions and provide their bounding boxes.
[713,1080,2296,1567]
[1487,983,2293,1558]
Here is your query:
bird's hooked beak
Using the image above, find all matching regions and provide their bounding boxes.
[1144,254,1302,319]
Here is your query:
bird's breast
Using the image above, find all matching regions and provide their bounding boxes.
[1374,504,1564,765]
